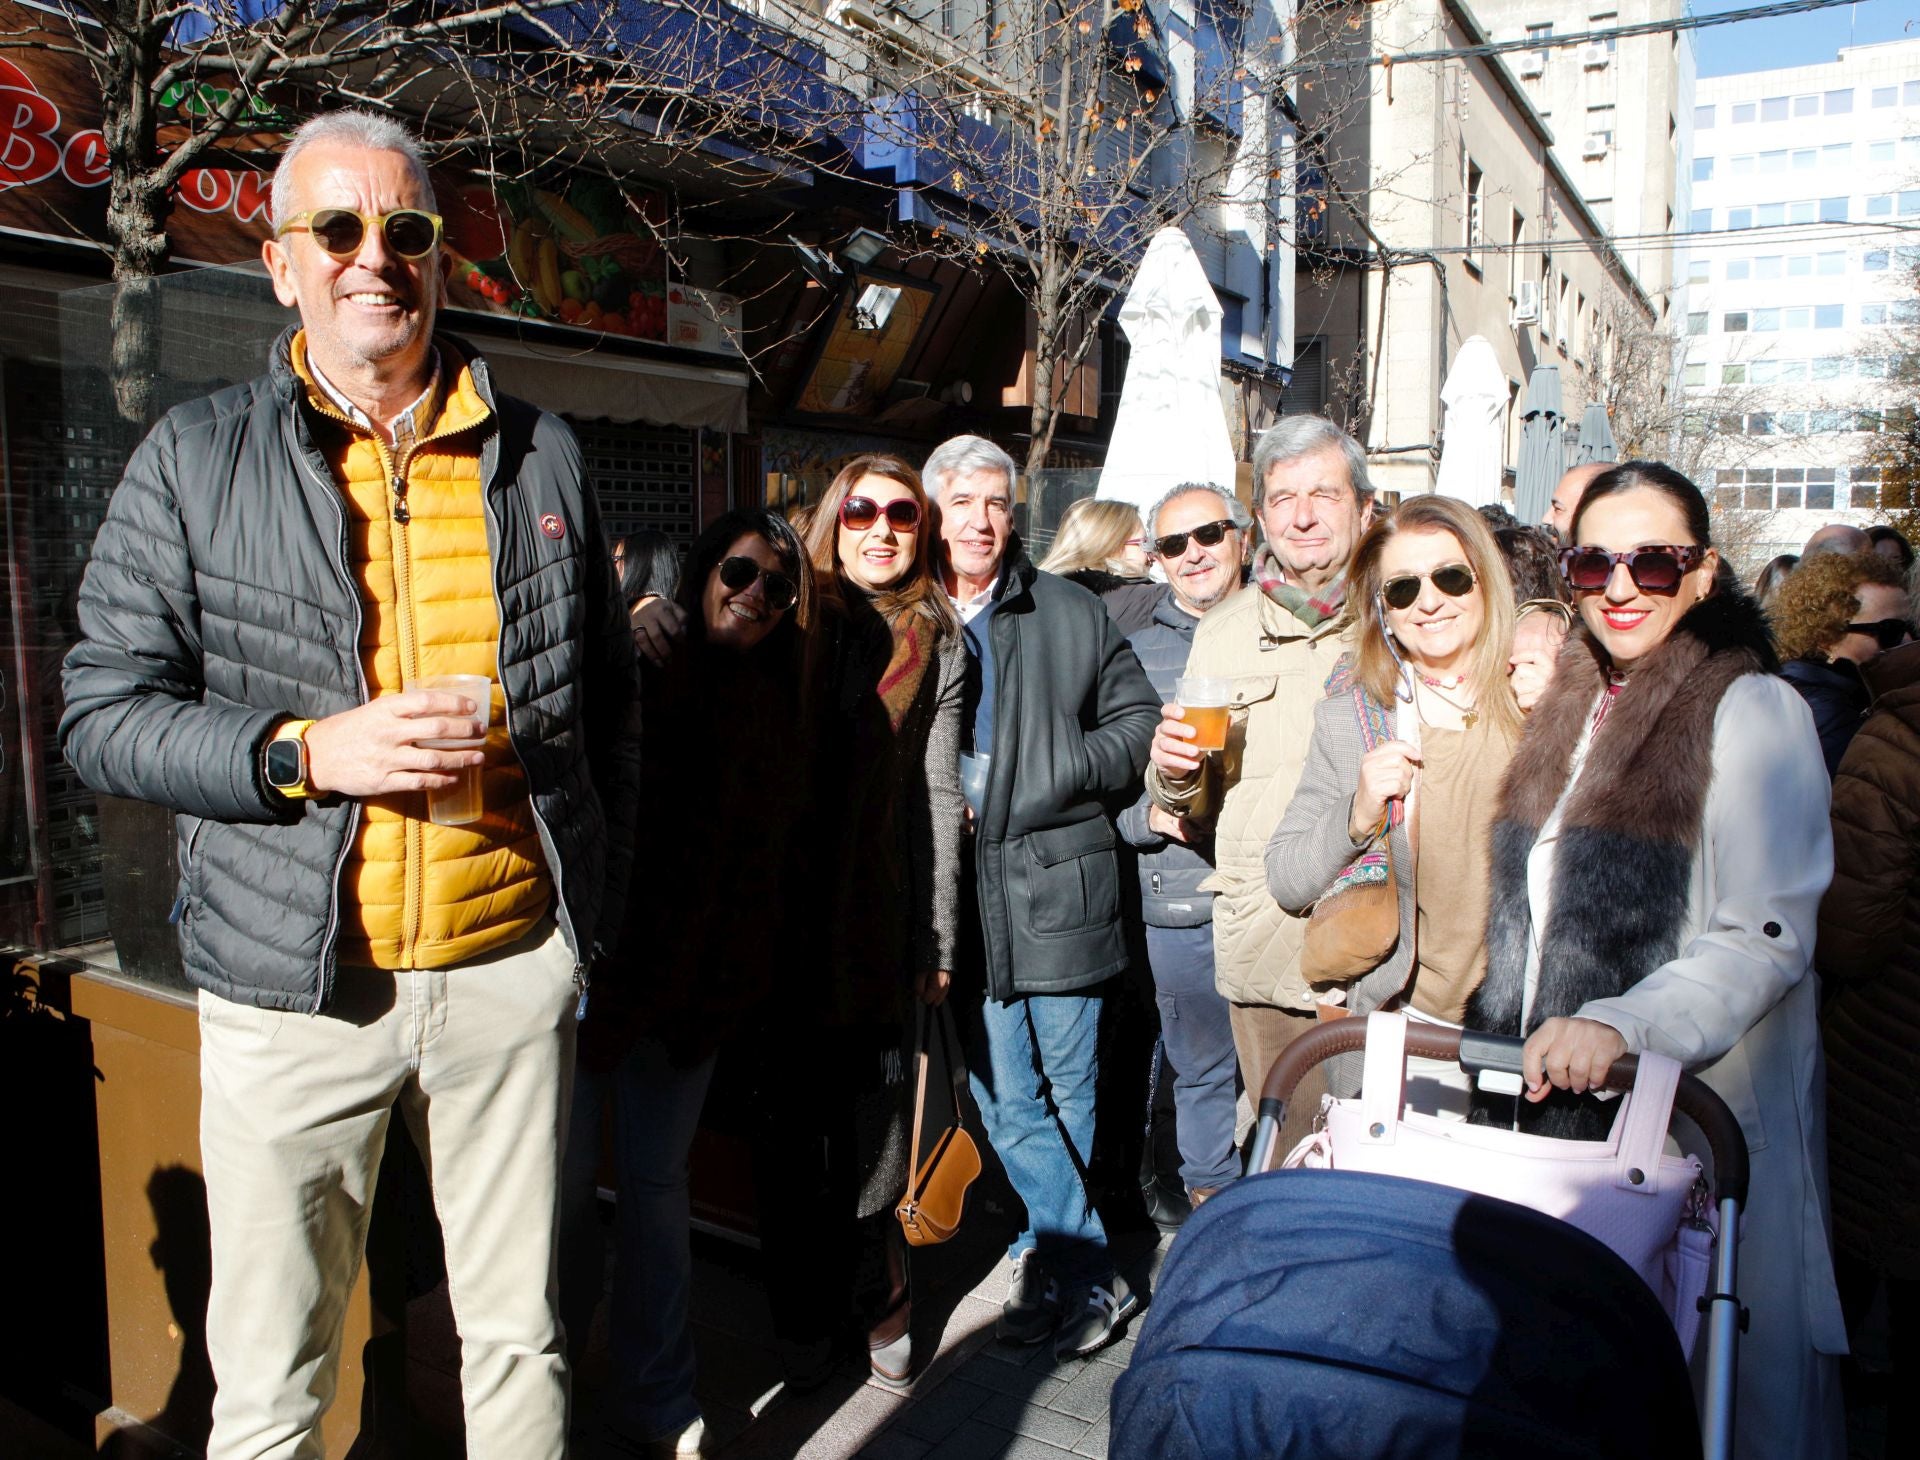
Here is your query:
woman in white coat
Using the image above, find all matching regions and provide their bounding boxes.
[1464,461,1846,1458]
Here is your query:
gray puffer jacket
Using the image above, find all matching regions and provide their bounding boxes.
[971,552,1160,1000]
[60,329,641,1013]
[1118,591,1216,929]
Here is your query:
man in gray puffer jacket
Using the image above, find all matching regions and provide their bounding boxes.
[1118,484,1252,1207]
[60,113,639,1459]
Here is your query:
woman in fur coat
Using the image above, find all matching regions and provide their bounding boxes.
[1464,462,1846,1458]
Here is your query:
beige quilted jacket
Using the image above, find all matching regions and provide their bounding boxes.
[1146,584,1352,1011]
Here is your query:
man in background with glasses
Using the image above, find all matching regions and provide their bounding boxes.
[61,111,639,1459]
[1117,483,1251,1225]
[922,434,1159,1360]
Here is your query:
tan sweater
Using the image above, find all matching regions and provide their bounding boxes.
[1408,718,1515,1022]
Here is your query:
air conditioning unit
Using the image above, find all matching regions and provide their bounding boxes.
[1583,133,1611,159]
[1519,50,1548,77]
[1511,280,1541,326]
[1582,42,1611,69]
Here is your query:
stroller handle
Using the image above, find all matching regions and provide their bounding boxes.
[1259,1018,1750,1207]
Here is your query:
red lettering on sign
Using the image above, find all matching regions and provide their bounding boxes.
[178,166,235,214]
[62,129,109,188]
[232,170,271,224]
[0,83,63,190]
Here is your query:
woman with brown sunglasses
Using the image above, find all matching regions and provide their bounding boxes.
[1465,461,1845,1457]
[737,456,966,1391]
[559,508,813,1460]
[1264,495,1525,1115]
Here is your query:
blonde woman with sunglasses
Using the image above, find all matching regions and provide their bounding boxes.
[1264,497,1524,1109]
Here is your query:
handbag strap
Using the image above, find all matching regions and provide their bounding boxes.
[1611,1049,1682,1195]
[906,1002,933,1192]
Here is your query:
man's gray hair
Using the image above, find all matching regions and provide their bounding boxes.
[923,434,1018,501]
[1146,481,1251,537]
[271,110,435,228]
[1250,416,1373,512]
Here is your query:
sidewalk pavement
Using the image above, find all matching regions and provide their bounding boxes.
[561,1183,1173,1460]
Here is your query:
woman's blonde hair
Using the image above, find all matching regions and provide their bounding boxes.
[802,454,957,636]
[1039,497,1144,577]
[1347,495,1521,739]
[1767,550,1908,661]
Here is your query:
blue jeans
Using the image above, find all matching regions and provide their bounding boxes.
[1145,923,1242,1192]
[559,1040,714,1445]
[962,990,1110,1285]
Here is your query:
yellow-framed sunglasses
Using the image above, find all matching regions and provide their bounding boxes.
[274,207,444,261]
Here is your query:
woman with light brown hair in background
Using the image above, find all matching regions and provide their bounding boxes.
[1039,496,1161,631]
[1265,495,1524,1111]
[1770,549,1912,775]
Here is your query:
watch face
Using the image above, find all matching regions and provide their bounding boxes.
[265,737,305,788]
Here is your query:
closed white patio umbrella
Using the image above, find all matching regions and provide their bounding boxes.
[1433,336,1507,508]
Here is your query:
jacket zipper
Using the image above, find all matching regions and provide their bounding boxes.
[377,435,426,969]
[168,816,210,925]
[291,426,368,1014]
[470,364,588,1015]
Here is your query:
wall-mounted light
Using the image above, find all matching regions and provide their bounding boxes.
[788,235,843,289]
[852,282,902,333]
[840,228,890,267]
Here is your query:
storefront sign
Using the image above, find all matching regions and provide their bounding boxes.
[0,2,740,353]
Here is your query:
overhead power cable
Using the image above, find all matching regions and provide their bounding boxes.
[1309,0,1886,73]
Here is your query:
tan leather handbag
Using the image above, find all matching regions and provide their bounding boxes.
[896,1003,981,1247]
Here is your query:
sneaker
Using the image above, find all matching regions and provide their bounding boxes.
[1053,1275,1138,1360]
[869,1298,913,1386]
[996,1249,1061,1345]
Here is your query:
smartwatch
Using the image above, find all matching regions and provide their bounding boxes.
[265,720,317,800]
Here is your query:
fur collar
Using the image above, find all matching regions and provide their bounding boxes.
[1466,589,1775,1137]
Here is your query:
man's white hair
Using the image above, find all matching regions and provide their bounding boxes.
[922,434,1018,502]
[270,110,436,227]
[1146,481,1251,537]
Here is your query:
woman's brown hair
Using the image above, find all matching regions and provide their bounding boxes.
[1347,494,1522,739]
[802,454,958,637]
[1767,550,1909,661]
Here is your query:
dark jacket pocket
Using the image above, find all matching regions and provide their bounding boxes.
[1019,818,1119,936]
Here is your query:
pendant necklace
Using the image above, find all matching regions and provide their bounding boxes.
[1416,674,1478,729]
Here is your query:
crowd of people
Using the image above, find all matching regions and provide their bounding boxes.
[52,109,1919,1460]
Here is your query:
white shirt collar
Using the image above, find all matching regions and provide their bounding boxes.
[948,568,1003,625]
[308,348,441,447]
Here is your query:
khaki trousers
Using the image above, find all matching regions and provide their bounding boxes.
[197,919,579,1460]
[1229,1002,1329,1166]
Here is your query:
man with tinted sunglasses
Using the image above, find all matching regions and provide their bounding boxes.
[61,112,639,1460]
[922,435,1160,1360]
[1116,484,1251,1223]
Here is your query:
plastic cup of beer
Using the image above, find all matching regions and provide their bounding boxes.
[409,673,490,826]
[1176,676,1230,754]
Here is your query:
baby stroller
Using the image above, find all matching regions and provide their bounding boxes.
[1110,1013,1749,1460]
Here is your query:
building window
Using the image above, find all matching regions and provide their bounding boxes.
[1874,87,1898,108]
[1865,249,1889,271]
[1782,306,1809,329]
[1902,191,1920,216]
[1907,81,1920,106]
[1868,194,1894,217]
[1871,140,1896,163]
[1825,89,1853,115]
[1807,471,1836,511]
[1730,154,1755,176]
[1754,308,1780,331]
[1787,254,1812,277]
[1695,104,1715,129]
[1509,210,1526,299]
[1688,207,1711,231]
[1687,311,1707,337]
[1723,312,1749,333]
[1693,157,1714,182]
[1813,357,1847,380]
[1720,363,1746,384]
[1688,259,1711,283]
[1760,150,1788,174]
[1463,155,1484,264]
[1817,251,1845,276]
[1792,148,1817,171]
[1756,256,1783,280]
[1726,259,1750,280]
[1786,200,1814,224]
[1728,207,1753,229]
[1590,11,1618,49]
[1732,102,1756,124]
[1820,197,1849,222]
[1682,363,1705,386]
[1824,143,1851,165]
[1862,303,1888,326]
[1762,96,1790,122]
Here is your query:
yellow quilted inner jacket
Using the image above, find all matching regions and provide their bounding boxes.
[293,333,552,969]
